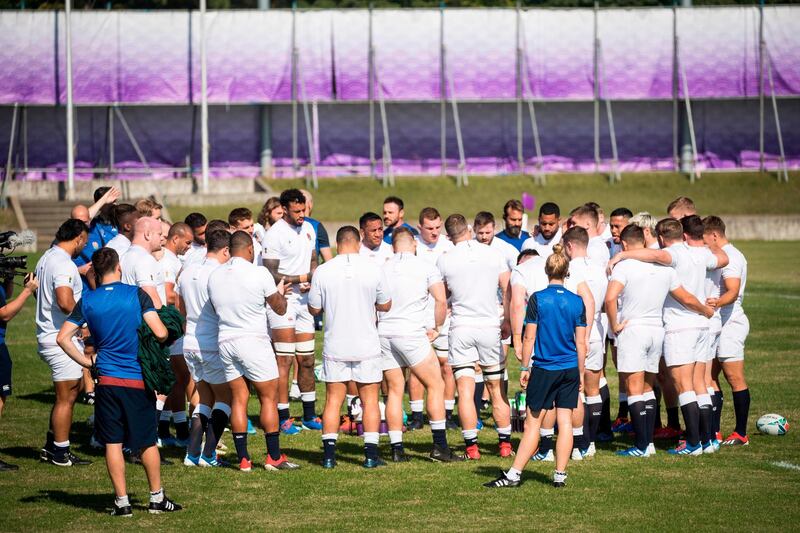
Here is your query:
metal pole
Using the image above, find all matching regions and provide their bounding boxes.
[678,49,700,183]
[298,63,318,189]
[199,0,210,193]
[758,0,765,173]
[599,41,621,183]
[440,2,446,178]
[114,106,151,172]
[446,70,467,187]
[679,0,694,175]
[593,1,600,171]
[1,103,19,209]
[520,17,545,185]
[766,54,789,182]
[107,106,114,177]
[259,0,272,177]
[65,2,75,199]
[291,3,298,178]
[368,3,376,180]
[22,105,28,173]
[516,0,523,173]
[672,2,679,171]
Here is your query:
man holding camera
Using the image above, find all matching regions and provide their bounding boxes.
[0,271,39,471]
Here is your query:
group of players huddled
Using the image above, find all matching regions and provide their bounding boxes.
[12,185,752,513]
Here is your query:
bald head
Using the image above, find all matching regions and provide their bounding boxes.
[391,226,416,253]
[71,205,90,224]
[132,216,163,253]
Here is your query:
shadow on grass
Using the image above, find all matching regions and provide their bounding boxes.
[0,446,42,461]
[18,389,55,405]
[19,489,120,514]
[474,465,552,486]
[286,440,365,466]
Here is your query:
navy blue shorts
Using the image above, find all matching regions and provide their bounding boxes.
[0,343,11,397]
[95,383,157,451]
[526,366,580,412]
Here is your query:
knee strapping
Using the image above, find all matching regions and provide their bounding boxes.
[481,365,505,381]
[274,342,296,358]
[453,366,476,380]
[295,340,315,358]
[212,402,232,417]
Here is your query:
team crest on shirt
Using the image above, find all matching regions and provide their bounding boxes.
[306,232,313,241]
[92,242,99,250]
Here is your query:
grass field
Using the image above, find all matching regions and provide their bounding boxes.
[0,241,798,531]
[169,172,800,224]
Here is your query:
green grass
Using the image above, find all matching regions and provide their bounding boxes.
[169,172,800,225]
[1,241,799,531]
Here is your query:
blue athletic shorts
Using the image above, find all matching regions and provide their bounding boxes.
[95,382,157,451]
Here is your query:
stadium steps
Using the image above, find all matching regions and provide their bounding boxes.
[18,199,89,251]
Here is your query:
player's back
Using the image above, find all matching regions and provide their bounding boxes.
[663,242,714,330]
[208,257,274,339]
[511,255,548,299]
[438,241,505,327]
[613,259,677,327]
[179,258,222,350]
[379,253,439,336]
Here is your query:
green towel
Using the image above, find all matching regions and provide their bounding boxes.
[137,305,185,394]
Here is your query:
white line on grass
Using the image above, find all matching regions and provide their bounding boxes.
[771,461,800,471]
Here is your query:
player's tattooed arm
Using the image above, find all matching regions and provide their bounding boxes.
[264,256,313,285]
[267,278,288,316]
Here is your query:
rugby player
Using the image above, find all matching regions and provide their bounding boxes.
[570,204,610,270]
[378,228,462,462]
[262,189,321,433]
[495,199,531,251]
[484,244,586,488]
[182,212,209,266]
[135,198,163,220]
[178,230,233,467]
[309,226,392,468]
[300,189,334,262]
[438,214,512,460]
[382,196,419,244]
[209,231,298,471]
[521,202,562,258]
[360,212,393,264]
[608,208,632,258]
[702,216,751,446]
[229,208,263,265]
[609,217,724,455]
[35,219,92,466]
[120,217,164,310]
[106,204,140,256]
[667,196,697,219]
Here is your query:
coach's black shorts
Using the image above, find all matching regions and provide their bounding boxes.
[0,344,11,397]
[95,383,157,451]
[526,366,580,412]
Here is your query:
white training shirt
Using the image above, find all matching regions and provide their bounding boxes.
[521,226,562,258]
[261,218,316,277]
[105,233,131,257]
[308,253,390,362]
[378,252,442,337]
[720,243,748,324]
[181,242,207,267]
[359,240,393,266]
[35,246,83,346]
[663,242,718,331]
[160,248,183,290]
[587,235,611,271]
[176,257,222,352]
[437,240,508,328]
[253,222,267,247]
[611,259,679,328]
[415,235,454,265]
[487,237,518,271]
[208,256,277,341]
[121,244,166,305]
[705,263,723,333]
[510,255,549,299]
[565,256,609,342]
[252,237,263,267]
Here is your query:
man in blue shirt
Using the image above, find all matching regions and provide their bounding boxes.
[382,196,419,244]
[484,244,586,489]
[57,248,182,517]
[301,189,333,262]
[495,199,531,251]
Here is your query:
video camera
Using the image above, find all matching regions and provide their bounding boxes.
[0,230,35,280]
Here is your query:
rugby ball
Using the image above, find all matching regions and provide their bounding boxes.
[756,413,790,436]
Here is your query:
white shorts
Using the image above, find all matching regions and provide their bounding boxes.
[586,340,606,372]
[321,358,382,384]
[38,338,85,382]
[616,325,665,374]
[718,312,749,362]
[448,327,504,369]
[184,349,228,385]
[663,328,709,367]
[707,329,721,363]
[432,332,449,358]
[218,336,278,383]
[169,337,184,357]
[266,294,314,334]
[498,306,511,346]
[380,334,432,371]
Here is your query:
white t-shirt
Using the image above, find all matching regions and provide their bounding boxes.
[35,246,83,346]
[587,235,611,271]
[611,259,679,328]
[308,253,390,362]
[261,218,316,277]
[565,256,609,342]
[252,237,263,267]
[253,222,267,247]
[705,264,723,333]
[487,237,518,271]
[359,240,393,266]
[121,244,166,305]
[378,252,442,337]
[720,243,748,324]
[521,226,562,258]
[106,233,131,257]
[159,248,183,290]
[181,242,207,267]
[415,235,454,265]
[176,257,221,352]
[208,257,277,341]
[437,240,508,328]
[510,255,548,299]
[663,242,718,331]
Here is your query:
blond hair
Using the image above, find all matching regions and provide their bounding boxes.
[545,243,570,280]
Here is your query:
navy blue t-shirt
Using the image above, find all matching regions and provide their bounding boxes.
[495,228,531,252]
[74,220,117,290]
[525,284,586,371]
[305,216,330,255]
[383,222,419,244]
[67,282,155,380]
[0,285,7,345]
